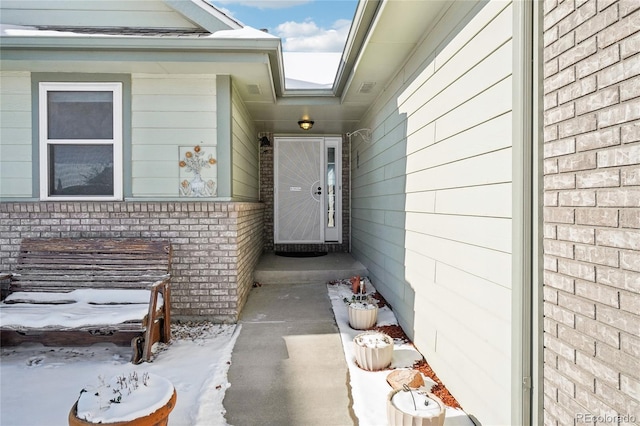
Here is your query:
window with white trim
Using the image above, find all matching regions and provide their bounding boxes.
[39,82,123,200]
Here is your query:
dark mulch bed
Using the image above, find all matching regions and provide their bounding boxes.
[370,290,462,409]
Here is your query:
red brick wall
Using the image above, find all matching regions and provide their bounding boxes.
[542,0,640,423]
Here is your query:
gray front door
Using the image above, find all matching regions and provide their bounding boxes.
[274,137,324,243]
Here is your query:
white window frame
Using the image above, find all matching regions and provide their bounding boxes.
[324,137,342,243]
[39,82,123,201]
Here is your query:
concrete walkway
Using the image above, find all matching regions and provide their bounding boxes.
[223,282,357,425]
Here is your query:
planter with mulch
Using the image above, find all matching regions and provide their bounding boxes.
[387,388,445,426]
[353,331,393,371]
[69,373,177,426]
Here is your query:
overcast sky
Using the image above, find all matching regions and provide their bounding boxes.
[210,0,358,52]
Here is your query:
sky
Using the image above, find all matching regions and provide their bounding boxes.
[210,0,358,52]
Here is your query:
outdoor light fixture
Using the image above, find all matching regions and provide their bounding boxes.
[259,136,271,147]
[298,119,314,130]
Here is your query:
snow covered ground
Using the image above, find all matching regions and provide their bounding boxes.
[0,322,239,426]
[1,280,473,426]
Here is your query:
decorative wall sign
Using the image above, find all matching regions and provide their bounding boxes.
[178,145,217,197]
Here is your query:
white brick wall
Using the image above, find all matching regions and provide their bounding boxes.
[543,0,640,424]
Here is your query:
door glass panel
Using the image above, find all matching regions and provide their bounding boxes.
[327,147,336,228]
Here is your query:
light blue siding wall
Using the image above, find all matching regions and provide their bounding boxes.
[351,1,514,424]
[131,74,217,197]
[0,1,197,29]
[230,84,259,200]
[0,71,32,198]
[0,72,220,199]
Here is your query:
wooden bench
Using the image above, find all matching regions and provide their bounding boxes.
[0,238,172,364]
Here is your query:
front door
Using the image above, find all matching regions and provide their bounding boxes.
[274,137,341,244]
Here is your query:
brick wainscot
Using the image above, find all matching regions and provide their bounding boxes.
[0,202,264,322]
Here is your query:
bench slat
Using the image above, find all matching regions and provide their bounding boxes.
[19,238,170,254]
[14,272,168,280]
[20,251,167,259]
[16,268,167,277]
[18,256,168,264]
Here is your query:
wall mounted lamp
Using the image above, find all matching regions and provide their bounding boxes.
[298,119,314,130]
[259,136,271,147]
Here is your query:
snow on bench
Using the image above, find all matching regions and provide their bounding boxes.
[0,238,172,364]
[0,289,164,329]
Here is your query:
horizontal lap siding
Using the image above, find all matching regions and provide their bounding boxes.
[0,1,196,29]
[231,85,259,200]
[0,71,32,198]
[131,74,217,197]
[351,1,514,424]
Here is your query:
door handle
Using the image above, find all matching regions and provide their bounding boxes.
[314,187,322,195]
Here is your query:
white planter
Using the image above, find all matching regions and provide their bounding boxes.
[387,389,445,426]
[353,331,393,371]
[348,303,378,330]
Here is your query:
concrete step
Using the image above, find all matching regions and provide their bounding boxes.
[253,252,368,284]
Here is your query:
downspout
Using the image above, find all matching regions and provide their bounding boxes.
[531,1,545,424]
[512,0,535,425]
[349,134,352,253]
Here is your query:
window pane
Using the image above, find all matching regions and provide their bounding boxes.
[327,148,336,228]
[327,148,335,163]
[49,145,114,196]
[48,91,113,139]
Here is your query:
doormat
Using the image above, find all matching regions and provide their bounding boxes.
[275,251,328,258]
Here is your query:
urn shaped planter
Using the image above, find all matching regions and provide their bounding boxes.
[69,373,177,426]
[387,389,446,426]
[345,294,378,330]
[348,302,378,330]
[353,331,393,371]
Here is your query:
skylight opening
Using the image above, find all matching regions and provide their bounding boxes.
[210,0,359,90]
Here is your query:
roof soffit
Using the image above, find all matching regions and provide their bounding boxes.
[339,1,451,107]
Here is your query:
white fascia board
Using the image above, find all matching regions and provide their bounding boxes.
[0,32,285,97]
[281,88,336,97]
[0,34,280,52]
[334,0,382,96]
[163,0,243,32]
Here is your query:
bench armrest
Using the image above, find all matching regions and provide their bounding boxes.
[0,272,13,281]
[140,275,172,362]
[148,275,171,289]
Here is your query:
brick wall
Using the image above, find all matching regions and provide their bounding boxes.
[259,132,275,251]
[259,134,350,253]
[0,201,264,322]
[543,0,640,424]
